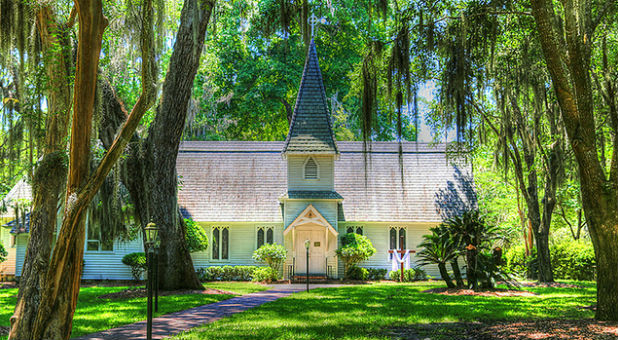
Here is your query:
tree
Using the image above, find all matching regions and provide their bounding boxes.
[8,0,157,338]
[123,0,216,290]
[529,0,618,321]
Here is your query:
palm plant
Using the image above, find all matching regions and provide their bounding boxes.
[417,227,459,288]
[444,209,500,290]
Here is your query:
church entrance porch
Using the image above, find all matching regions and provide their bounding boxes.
[283,204,339,279]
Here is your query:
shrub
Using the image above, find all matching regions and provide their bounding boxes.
[389,267,427,282]
[0,242,7,264]
[196,266,258,282]
[122,252,147,281]
[252,243,287,271]
[504,240,596,281]
[336,233,376,276]
[345,266,368,280]
[184,218,209,253]
[252,267,279,283]
[366,268,388,280]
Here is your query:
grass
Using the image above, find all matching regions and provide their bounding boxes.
[0,282,267,339]
[170,281,597,340]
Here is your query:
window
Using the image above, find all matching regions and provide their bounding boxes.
[86,220,113,252]
[212,226,229,260]
[304,157,318,179]
[257,226,274,248]
[346,226,363,235]
[389,226,406,250]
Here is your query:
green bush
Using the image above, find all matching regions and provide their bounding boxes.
[0,242,7,264]
[196,266,259,282]
[366,268,388,280]
[336,233,376,277]
[184,219,209,253]
[504,240,596,281]
[388,267,427,282]
[252,267,279,283]
[252,243,287,271]
[345,266,369,280]
[121,252,147,281]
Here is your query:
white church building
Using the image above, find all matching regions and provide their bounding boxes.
[1,40,474,281]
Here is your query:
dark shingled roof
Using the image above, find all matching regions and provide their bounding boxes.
[177,141,476,223]
[285,191,343,200]
[283,39,338,154]
[4,212,30,234]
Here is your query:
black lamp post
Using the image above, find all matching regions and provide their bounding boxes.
[145,222,159,340]
[304,240,310,292]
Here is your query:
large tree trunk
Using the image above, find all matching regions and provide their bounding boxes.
[22,0,156,337]
[530,0,618,321]
[9,6,73,340]
[126,0,215,290]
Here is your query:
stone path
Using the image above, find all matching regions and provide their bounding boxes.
[73,284,344,340]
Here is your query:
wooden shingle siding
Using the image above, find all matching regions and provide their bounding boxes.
[0,227,16,275]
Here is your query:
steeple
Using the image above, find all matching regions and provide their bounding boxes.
[283,39,338,155]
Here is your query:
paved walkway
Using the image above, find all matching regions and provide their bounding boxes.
[73,284,344,340]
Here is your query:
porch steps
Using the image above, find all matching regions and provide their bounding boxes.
[291,275,328,283]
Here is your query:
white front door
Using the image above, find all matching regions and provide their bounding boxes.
[295,228,326,274]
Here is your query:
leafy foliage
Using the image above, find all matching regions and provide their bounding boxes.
[196,266,259,282]
[345,266,368,280]
[184,218,209,253]
[366,268,388,280]
[251,267,279,283]
[252,243,287,271]
[336,233,376,273]
[505,241,596,281]
[121,252,147,281]
[0,241,7,263]
[388,267,427,282]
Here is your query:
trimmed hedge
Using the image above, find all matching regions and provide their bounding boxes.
[252,267,279,283]
[345,266,369,280]
[367,268,388,280]
[121,252,147,281]
[504,240,596,281]
[388,267,427,282]
[197,265,260,282]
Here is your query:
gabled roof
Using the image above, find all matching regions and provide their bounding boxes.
[177,141,476,223]
[283,39,338,155]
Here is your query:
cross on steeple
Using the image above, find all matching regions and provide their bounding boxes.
[309,14,325,37]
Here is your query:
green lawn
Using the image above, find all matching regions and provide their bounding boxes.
[0,282,268,339]
[171,281,597,340]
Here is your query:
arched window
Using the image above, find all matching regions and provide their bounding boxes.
[389,226,407,250]
[256,226,275,248]
[212,226,230,260]
[304,157,318,179]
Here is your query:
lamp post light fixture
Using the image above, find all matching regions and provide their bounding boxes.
[145,222,160,340]
[304,240,310,292]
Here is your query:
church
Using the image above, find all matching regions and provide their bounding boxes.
[1,39,474,281]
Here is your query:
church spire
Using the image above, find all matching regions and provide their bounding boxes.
[283,39,338,155]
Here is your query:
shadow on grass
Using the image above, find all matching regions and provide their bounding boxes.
[171,283,596,340]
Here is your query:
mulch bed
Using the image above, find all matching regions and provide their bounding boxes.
[422,287,537,297]
[97,288,235,300]
[389,319,618,340]
[514,281,585,289]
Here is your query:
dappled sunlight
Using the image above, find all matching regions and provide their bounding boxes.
[169,282,596,340]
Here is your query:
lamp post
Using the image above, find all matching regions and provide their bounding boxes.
[145,222,159,340]
[304,240,310,292]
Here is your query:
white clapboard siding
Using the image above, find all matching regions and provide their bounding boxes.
[287,155,334,191]
[338,222,441,279]
[81,236,144,280]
